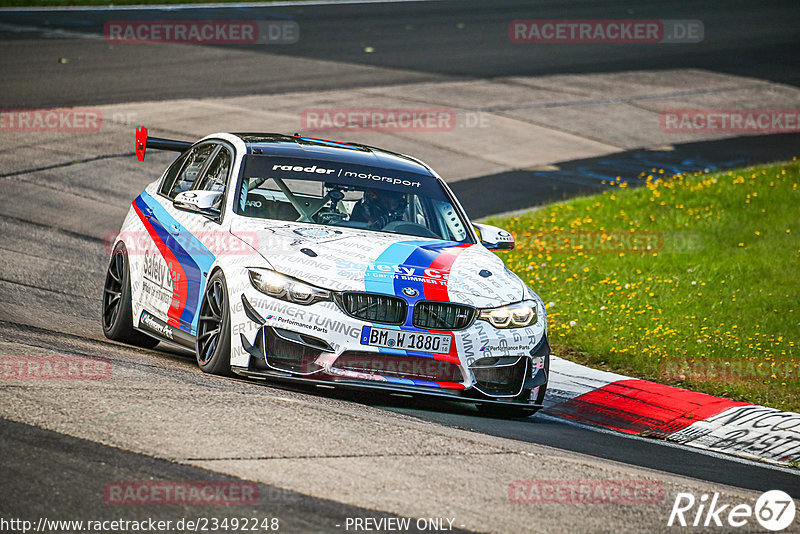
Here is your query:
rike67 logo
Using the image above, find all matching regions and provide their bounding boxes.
[668,490,795,531]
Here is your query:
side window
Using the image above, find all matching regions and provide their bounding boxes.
[158,151,190,198]
[165,144,216,199]
[195,148,231,193]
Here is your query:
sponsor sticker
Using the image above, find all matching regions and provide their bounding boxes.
[139,311,174,340]
[479,343,529,353]
[243,156,441,197]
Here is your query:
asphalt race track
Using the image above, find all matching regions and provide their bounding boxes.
[1,1,799,532]
[1,0,800,107]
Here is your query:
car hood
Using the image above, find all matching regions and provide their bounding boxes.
[231,219,526,307]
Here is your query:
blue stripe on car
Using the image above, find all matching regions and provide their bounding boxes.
[363,240,459,360]
[136,191,216,333]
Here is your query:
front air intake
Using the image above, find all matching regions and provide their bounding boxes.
[471,357,529,397]
[334,351,464,383]
[337,292,407,325]
[413,301,476,330]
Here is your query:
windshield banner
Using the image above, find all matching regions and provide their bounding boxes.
[241,155,445,198]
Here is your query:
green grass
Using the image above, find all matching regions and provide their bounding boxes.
[489,160,800,412]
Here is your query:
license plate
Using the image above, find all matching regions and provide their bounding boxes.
[360,326,451,354]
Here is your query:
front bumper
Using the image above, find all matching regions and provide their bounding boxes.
[231,365,545,410]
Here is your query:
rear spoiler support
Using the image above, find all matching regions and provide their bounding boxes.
[135,126,192,161]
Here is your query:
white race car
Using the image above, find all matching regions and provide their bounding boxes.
[102,129,550,416]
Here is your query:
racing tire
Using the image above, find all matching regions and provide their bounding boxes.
[102,242,160,349]
[195,270,233,376]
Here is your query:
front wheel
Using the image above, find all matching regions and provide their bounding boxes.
[195,270,232,375]
[102,243,160,349]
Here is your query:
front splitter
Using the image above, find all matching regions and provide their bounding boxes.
[231,366,544,410]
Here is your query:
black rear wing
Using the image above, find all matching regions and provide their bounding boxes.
[135,126,192,161]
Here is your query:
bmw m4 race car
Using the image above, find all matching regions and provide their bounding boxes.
[102,129,550,416]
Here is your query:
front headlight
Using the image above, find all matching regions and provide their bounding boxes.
[247,268,331,305]
[478,300,538,328]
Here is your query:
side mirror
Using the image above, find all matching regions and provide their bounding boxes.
[173,190,222,219]
[473,223,515,251]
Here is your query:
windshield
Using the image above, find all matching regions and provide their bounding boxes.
[234,155,472,242]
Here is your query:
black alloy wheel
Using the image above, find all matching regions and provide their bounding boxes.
[196,270,232,375]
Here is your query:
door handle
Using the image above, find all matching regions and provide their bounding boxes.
[169,224,181,235]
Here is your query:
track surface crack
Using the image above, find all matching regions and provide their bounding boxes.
[0,152,131,179]
[182,451,515,462]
